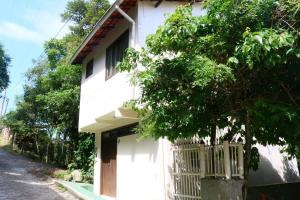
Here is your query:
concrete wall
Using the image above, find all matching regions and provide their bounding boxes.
[117,134,166,200]
[201,179,243,200]
[249,144,300,186]
[200,144,300,200]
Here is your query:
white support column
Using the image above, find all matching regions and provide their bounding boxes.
[199,143,206,178]
[93,132,101,195]
[238,142,244,179]
[223,141,231,179]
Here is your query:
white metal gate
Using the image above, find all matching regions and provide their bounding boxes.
[173,143,203,199]
[172,140,244,200]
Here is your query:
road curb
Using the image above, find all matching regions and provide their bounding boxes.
[54,180,103,200]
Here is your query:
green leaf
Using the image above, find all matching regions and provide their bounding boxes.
[228,57,239,65]
[255,35,263,44]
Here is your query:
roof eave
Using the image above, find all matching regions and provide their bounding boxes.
[70,0,124,65]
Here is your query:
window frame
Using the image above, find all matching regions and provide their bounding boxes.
[85,59,94,79]
[105,29,129,81]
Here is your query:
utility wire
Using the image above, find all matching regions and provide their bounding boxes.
[35,18,71,63]
[4,8,71,115]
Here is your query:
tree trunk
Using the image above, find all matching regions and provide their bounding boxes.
[210,124,217,145]
[35,134,40,157]
[46,141,50,164]
[243,112,252,200]
[47,130,53,164]
[65,144,69,166]
[53,141,57,163]
[12,132,17,150]
[61,142,65,166]
[210,124,217,175]
[21,143,24,154]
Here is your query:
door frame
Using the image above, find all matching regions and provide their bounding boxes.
[100,131,117,197]
[100,123,137,197]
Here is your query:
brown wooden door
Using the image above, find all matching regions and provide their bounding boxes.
[101,132,117,197]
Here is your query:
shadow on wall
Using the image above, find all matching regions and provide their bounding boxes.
[282,157,299,182]
[117,134,159,163]
[248,145,300,186]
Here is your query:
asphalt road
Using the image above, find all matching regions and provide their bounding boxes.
[0,149,77,200]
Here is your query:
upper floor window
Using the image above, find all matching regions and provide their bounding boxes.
[105,29,129,80]
[86,59,94,78]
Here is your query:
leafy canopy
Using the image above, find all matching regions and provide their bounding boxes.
[0,43,10,91]
[119,0,300,163]
[61,0,110,37]
[1,0,112,174]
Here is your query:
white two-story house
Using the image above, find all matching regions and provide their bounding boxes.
[71,1,206,200]
[71,0,299,200]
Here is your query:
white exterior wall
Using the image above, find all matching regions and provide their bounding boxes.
[137,1,204,49]
[93,132,173,200]
[82,1,204,199]
[79,1,204,132]
[117,135,170,200]
[79,6,137,132]
[249,144,300,186]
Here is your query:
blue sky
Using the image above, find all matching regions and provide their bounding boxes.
[0,0,71,112]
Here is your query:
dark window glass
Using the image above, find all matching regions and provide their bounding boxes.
[102,123,138,138]
[86,59,93,78]
[106,30,129,80]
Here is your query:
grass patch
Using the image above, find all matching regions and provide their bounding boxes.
[55,183,67,192]
[0,136,16,154]
[27,167,71,181]
[52,169,70,179]
[30,167,71,180]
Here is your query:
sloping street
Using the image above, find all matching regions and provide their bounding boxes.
[0,149,77,200]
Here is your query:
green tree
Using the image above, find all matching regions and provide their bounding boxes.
[0,43,10,91]
[44,39,67,69]
[119,1,300,198]
[61,0,110,37]
[1,0,111,177]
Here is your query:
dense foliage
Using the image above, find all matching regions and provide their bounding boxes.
[61,0,110,37]
[1,0,110,180]
[119,0,300,197]
[0,43,10,91]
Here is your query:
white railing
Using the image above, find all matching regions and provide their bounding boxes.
[205,145,225,177]
[173,143,202,200]
[172,140,244,199]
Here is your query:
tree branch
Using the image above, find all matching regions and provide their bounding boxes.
[280,83,299,108]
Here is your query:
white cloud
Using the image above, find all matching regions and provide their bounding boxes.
[24,9,70,40]
[0,21,43,43]
[0,8,70,44]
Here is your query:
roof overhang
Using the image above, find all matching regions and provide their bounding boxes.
[71,0,137,65]
[70,0,201,65]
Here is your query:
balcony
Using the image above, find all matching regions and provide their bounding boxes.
[79,71,139,132]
